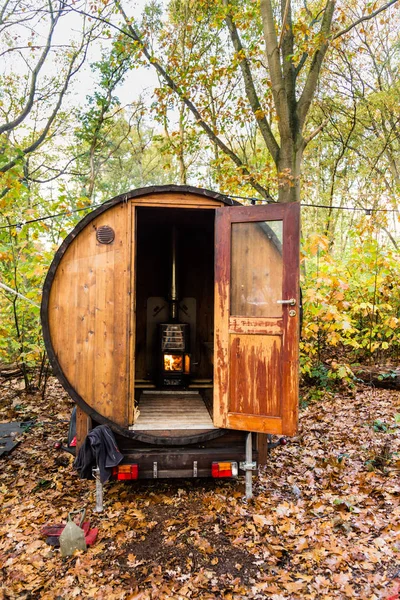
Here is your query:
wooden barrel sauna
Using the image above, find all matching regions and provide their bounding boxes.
[41,185,299,450]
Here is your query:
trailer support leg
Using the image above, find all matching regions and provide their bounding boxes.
[92,467,104,512]
[245,432,253,500]
[240,432,257,500]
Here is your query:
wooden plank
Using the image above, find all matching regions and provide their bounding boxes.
[84,238,97,410]
[226,413,282,434]
[49,243,76,389]
[75,405,92,453]
[114,204,131,425]
[228,203,287,222]
[133,202,220,209]
[257,433,268,466]
[131,392,216,430]
[74,232,93,409]
[127,429,214,437]
[131,193,224,208]
[127,202,136,425]
[281,202,300,435]
[213,209,231,429]
[93,223,113,419]
[188,384,213,389]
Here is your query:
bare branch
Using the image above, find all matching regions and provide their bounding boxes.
[303,118,328,146]
[333,0,399,40]
[27,152,87,183]
[0,1,63,135]
[0,44,70,59]
[380,224,398,249]
[0,24,93,173]
[0,0,12,24]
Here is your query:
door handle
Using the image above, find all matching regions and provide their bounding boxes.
[277,298,296,306]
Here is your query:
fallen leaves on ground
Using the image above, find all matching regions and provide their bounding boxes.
[0,378,399,599]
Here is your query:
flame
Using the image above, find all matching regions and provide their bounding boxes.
[164,354,183,371]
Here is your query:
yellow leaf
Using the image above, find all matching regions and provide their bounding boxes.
[253,514,271,527]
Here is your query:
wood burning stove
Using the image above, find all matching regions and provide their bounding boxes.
[159,226,191,387]
[159,322,190,387]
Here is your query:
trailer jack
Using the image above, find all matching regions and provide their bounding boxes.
[92,467,104,513]
[239,433,257,500]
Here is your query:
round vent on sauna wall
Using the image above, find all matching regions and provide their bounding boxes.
[96,225,115,244]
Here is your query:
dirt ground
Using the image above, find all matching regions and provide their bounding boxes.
[0,377,399,599]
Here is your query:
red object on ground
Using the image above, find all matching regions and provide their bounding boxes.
[386,582,400,600]
[41,521,98,546]
[69,436,77,447]
[84,527,98,545]
[41,524,66,538]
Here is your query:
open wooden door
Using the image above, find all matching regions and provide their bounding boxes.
[213,203,300,435]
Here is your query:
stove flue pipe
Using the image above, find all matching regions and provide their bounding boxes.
[169,225,179,321]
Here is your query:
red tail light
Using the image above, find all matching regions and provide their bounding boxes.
[211,461,238,478]
[112,464,139,480]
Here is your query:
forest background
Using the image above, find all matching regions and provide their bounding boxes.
[0,0,399,395]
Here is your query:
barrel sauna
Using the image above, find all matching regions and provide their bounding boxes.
[41,186,300,479]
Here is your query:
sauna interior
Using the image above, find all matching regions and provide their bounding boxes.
[131,207,216,431]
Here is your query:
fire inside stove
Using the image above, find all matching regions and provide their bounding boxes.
[159,323,190,386]
[164,354,183,371]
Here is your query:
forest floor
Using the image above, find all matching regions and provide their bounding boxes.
[0,377,399,600]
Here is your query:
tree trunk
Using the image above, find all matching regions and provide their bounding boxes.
[276,138,304,203]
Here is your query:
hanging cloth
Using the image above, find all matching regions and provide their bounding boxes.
[74,424,123,483]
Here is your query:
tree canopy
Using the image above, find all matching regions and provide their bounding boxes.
[0,0,399,387]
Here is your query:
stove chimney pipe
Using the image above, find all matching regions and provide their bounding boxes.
[170,225,178,321]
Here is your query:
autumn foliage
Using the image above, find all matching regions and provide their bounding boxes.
[300,222,400,386]
[0,378,399,598]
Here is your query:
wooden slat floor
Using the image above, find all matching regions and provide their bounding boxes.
[130,391,216,430]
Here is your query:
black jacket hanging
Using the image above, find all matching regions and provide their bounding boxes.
[74,424,123,483]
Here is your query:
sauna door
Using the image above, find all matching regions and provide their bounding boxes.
[213,203,300,435]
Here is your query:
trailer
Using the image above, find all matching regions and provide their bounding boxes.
[41,185,300,493]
